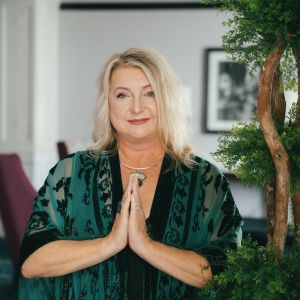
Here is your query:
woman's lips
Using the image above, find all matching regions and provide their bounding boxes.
[128,118,149,125]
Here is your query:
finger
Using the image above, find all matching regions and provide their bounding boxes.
[129,176,136,203]
[123,178,133,203]
[119,181,132,218]
[131,176,143,215]
[130,175,138,196]
[128,173,136,193]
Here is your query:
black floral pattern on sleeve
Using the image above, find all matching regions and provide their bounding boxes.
[78,153,95,205]
[217,189,242,237]
[25,211,53,235]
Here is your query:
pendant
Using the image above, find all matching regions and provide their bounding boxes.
[130,172,146,186]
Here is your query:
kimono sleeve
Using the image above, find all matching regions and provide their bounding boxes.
[18,156,74,267]
[191,172,243,275]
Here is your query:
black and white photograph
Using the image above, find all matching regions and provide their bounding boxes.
[204,48,260,132]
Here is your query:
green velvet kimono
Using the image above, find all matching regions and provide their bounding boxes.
[18,151,242,299]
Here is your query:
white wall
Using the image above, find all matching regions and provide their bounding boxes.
[0,1,270,238]
[0,0,59,186]
[58,7,225,145]
[58,4,265,218]
[0,0,59,237]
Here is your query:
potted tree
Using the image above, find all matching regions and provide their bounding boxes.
[202,0,300,298]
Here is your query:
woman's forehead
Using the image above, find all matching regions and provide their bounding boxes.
[110,66,152,88]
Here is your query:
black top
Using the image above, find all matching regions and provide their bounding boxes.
[109,153,175,299]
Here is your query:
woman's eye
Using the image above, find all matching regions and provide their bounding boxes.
[145,91,155,97]
[116,92,127,99]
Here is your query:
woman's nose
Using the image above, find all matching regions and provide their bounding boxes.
[131,96,144,114]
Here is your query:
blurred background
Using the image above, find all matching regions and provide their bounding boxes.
[0,0,296,297]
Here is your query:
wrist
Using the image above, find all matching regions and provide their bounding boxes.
[104,233,125,256]
[132,235,154,259]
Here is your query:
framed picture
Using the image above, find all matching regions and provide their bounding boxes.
[204,48,260,132]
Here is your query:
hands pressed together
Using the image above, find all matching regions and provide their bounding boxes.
[107,175,212,287]
[108,174,151,257]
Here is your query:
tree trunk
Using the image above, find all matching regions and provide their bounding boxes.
[257,41,290,261]
[265,67,286,246]
[266,180,276,245]
[271,68,286,132]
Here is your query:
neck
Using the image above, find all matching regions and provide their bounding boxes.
[118,137,164,166]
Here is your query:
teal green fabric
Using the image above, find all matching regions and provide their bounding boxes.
[18,151,243,299]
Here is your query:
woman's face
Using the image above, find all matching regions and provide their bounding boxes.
[108,66,159,143]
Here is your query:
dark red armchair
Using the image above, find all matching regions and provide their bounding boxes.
[0,154,36,267]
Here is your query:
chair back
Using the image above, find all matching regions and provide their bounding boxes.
[0,154,36,267]
[57,141,69,159]
[57,140,90,160]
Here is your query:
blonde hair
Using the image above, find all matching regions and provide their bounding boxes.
[89,47,193,166]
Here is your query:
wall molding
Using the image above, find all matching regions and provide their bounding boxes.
[0,1,34,146]
[0,4,7,141]
[60,2,220,10]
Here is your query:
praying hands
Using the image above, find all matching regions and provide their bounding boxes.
[108,174,151,256]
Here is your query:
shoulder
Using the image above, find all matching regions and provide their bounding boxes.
[188,154,230,194]
[48,151,100,180]
[189,154,224,177]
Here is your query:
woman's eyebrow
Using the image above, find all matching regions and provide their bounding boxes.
[114,86,130,91]
[114,84,152,91]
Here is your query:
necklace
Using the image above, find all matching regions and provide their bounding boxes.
[120,161,161,186]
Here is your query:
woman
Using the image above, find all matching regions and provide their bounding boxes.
[18,48,243,299]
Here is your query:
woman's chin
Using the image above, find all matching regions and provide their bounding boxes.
[122,131,160,144]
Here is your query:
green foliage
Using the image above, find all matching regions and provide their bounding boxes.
[203,235,300,299]
[202,0,300,89]
[212,104,300,195]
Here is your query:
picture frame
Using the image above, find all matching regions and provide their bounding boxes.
[203,48,260,133]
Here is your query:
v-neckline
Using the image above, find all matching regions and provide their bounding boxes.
[110,151,162,219]
[109,151,175,239]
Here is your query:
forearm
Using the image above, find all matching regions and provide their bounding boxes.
[21,236,119,278]
[139,240,212,288]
